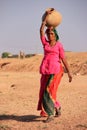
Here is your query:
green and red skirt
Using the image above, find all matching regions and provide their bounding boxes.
[37,65,63,117]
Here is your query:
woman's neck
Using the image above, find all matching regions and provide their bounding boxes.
[49,40,56,46]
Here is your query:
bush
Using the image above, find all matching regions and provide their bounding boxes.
[1,52,12,58]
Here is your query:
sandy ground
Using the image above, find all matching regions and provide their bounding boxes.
[0,52,87,130]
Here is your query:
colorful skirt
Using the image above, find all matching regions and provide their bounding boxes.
[37,65,63,116]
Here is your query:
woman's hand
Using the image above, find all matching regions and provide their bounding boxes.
[43,8,54,22]
[68,72,72,82]
[46,8,54,15]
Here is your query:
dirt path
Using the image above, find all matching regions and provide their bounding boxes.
[0,72,87,130]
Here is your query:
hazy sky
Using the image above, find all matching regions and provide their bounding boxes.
[0,0,87,54]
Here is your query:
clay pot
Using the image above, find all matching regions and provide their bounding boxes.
[42,8,62,27]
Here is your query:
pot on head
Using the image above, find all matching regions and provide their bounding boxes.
[42,8,62,27]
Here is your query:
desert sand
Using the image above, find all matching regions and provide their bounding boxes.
[0,52,87,130]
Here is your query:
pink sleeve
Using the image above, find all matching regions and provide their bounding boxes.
[40,36,48,45]
[59,42,65,59]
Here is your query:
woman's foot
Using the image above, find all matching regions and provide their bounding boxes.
[55,107,61,117]
[44,115,54,123]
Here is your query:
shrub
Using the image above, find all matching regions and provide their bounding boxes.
[1,52,12,58]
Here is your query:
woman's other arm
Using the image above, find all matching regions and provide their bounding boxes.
[62,58,72,82]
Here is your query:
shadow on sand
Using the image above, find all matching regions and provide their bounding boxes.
[0,114,41,122]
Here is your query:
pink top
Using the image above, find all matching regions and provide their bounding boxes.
[40,36,65,74]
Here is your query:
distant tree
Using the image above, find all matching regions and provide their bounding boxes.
[1,52,12,58]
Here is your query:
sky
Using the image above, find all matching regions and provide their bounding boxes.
[0,0,87,55]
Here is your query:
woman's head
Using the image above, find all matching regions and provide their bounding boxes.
[45,27,59,41]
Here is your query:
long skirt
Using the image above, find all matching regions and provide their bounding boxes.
[37,65,63,116]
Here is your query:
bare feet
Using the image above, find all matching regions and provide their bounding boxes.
[43,115,54,123]
[55,107,61,117]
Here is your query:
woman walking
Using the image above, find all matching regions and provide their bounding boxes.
[37,9,72,122]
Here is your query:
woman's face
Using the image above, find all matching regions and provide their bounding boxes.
[47,30,56,41]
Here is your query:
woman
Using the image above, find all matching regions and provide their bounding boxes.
[37,10,72,123]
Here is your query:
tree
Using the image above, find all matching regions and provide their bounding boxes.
[1,52,12,58]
